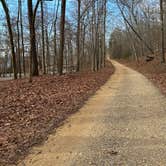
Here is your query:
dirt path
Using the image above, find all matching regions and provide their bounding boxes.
[19,61,166,166]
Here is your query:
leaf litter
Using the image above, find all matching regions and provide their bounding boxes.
[0,62,114,165]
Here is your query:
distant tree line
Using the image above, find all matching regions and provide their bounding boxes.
[109,0,166,63]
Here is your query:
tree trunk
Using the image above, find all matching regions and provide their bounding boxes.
[45,27,50,73]
[19,0,25,76]
[103,0,107,67]
[53,0,60,74]
[17,0,22,78]
[160,0,165,63]
[28,0,39,77]
[58,0,66,75]
[76,0,81,72]
[41,0,46,74]
[1,0,17,79]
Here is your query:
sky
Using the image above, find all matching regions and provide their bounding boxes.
[0,0,122,43]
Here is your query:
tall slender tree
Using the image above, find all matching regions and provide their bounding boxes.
[58,0,66,75]
[53,0,60,74]
[19,0,26,76]
[17,0,22,78]
[160,0,165,63]
[41,0,46,74]
[0,0,17,79]
[27,0,34,82]
[27,0,40,79]
[76,0,81,72]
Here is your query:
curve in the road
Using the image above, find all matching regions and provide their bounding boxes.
[19,61,166,166]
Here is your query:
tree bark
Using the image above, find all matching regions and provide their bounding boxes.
[53,0,60,74]
[1,0,17,79]
[17,0,22,78]
[45,27,50,73]
[76,0,81,72]
[103,0,107,67]
[28,0,39,78]
[160,0,165,63]
[58,0,66,75]
[19,0,26,76]
[41,0,46,74]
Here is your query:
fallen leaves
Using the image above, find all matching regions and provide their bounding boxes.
[0,62,114,165]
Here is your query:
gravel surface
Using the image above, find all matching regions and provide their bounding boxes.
[19,61,166,166]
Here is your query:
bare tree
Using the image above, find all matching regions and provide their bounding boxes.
[0,0,17,79]
[0,0,108,80]
[19,0,26,76]
[76,0,81,72]
[28,0,41,79]
[53,0,60,74]
[17,0,22,78]
[41,0,46,74]
[160,0,165,62]
[58,0,66,75]
[116,0,155,56]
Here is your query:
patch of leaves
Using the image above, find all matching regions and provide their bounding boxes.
[0,62,114,165]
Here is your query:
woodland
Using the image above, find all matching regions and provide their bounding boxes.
[109,0,166,95]
[0,0,112,165]
[0,0,166,165]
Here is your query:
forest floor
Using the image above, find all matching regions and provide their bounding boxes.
[118,56,166,96]
[0,62,114,166]
[18,60,166,166]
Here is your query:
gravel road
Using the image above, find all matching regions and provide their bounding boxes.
[19,61,166,166]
